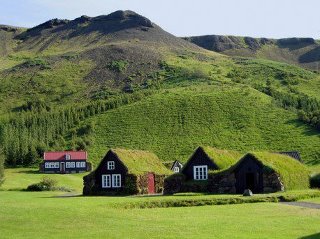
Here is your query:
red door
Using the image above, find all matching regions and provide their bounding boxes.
[148,173,155,194]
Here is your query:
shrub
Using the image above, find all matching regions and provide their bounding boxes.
[0,150,4,186]
[310,174,320,188]
[26,177,57,191]
[107,60,128,73]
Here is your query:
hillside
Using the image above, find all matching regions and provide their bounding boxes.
[0,10,206,114]
[0,10,320,172]
[86,85,320,168]
[184,35,320,71]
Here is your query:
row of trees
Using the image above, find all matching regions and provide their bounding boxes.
[1,90,154,167]
[263,86,320,130]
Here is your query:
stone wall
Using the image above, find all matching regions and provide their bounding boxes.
[263,172,284,193]
[207,173,236,194]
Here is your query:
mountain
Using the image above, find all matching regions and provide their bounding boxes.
[184,35,320,71]
[0,10,206,113]
[0,10,320,171]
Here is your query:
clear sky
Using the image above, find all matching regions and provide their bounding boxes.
[1,0,320,39]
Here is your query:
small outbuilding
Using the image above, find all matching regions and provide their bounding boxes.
[83,148,171,196]
[39,151,92,174]
[171,160,183,173]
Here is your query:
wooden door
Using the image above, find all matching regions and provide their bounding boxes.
[60,162,65,174]
[147,173,155,194]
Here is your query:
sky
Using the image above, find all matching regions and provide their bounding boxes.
[1,0,320,39]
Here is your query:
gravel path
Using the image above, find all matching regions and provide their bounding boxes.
[280,201,320,209]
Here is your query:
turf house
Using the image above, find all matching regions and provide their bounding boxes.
[83,149,171,195]
[39,151,92,174]
[164,147,310,194]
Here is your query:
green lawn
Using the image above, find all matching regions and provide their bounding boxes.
[1,168,86,192]
[0,191,320,239]
[1,169,320,238]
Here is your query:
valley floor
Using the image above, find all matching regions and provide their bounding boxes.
[1,169,320,238]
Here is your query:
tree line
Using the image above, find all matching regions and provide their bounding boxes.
[0,90,154,167]
[263,85,320,130]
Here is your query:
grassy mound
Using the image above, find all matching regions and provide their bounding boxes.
[87,84,320,166]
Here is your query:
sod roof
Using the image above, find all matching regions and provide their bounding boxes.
[112,148,172,175]
[201,146,242,170]
[231,152,310,190]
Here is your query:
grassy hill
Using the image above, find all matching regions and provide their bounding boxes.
[184,35,320,72]
[86,84,320,168]
[0,10,320,172]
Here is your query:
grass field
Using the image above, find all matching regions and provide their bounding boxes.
[1,168,86,192]
[1,169,320,238]
[0,190,320,239]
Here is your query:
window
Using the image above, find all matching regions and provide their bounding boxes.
[112,174,121,188]
[174,167,180,173]
[66,162,75,168]
[193,166,208,180]
[107,161,115,170]
[65,154,71,160]
[45,162,59,169]
[76,162,86,168]
[102,175,111,188]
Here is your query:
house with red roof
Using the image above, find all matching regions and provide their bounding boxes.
[39,151,92,174]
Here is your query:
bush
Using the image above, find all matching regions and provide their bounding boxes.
[310,174,320,188]
[0,151,4,186]
[26,177,57,191]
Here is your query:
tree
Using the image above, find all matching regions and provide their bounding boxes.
[0,148,5,186]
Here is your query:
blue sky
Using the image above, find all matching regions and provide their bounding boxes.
[1,0,320,38]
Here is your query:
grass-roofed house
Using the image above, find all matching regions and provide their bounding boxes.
[208,152,310,194]
[164,146,241,194]
[83,148,171,195]
[164,147,310,195]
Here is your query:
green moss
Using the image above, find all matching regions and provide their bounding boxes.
[251,152,310,190]
[201,146,241,169]
[112,148,172,175]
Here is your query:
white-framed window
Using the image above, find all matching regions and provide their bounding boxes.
[65,154,71,160]
[102,175,111,188]
[45,162,60,169]
[66,162,75,168]
[107,161,115,170]
[174,167,180,173]
[112,174,121,188]
[193,165,208,180]
[76,162,86,168]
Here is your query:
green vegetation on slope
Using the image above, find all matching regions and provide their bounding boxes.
[87,84,320,167]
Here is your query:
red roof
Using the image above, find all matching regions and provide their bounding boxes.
[44,151,87,161]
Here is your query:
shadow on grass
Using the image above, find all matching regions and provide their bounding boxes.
[17,169,40,174]
[299,233,320,239]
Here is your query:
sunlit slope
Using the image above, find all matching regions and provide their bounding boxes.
[87,84,320,166]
